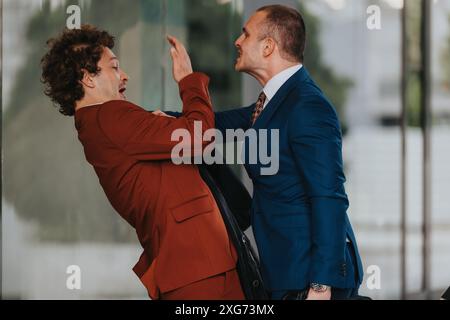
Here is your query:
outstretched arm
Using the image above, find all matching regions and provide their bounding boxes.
[214,105,254,134]
[160,104,255,140]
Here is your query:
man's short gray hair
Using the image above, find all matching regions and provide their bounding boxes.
[257,5,306,62]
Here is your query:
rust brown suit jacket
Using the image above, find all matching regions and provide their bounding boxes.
[74,73,236,299]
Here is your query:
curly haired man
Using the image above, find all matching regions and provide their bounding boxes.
[41,25,244,300]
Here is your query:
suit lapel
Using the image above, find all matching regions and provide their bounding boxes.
[252,67,310,130]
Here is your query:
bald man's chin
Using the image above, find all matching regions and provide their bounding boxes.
[234,63,244,72]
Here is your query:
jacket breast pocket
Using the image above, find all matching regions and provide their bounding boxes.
[171,193,213,223]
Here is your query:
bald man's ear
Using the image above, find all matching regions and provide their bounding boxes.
[262,37,276,57]
[80,69,95,89]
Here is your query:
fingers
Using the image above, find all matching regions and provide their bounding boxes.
[167,35,175,46]
[167,34,193,83]
[169,46,177,60]
[167,35,178,52]
[167,35,188,56]
[152,110,175,118]
[167,35,179,62]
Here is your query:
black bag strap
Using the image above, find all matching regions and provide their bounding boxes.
[198,164,269,299]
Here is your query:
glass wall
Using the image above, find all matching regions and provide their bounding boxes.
[3,0,449,300]
[430,0,450,297]
[2,0,242,299]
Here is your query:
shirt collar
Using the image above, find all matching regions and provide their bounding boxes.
[262,64,303,107]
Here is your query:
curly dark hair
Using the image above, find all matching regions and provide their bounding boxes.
[41,24,115,116]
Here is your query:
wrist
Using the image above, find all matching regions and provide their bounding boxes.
[310,283,331,293]
[177,71,193,83]
[178,72,209,91]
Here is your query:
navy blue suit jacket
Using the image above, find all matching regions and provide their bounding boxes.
[213,67,363,291]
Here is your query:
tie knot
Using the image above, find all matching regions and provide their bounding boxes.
[251,91,267,125]
[257,91,266,105]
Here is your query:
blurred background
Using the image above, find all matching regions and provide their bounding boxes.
[1,0,449,299]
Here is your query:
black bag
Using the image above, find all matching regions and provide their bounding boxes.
[199,164,269,300]
[442,286,450,300]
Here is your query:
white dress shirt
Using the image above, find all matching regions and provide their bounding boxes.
[262,64,303,109]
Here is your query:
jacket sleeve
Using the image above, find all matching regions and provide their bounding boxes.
[166,105,255,142]
[288,96,349,288]
[97,72,214,161]
[214,105,254,136]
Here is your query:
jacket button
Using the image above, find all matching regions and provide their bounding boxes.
[252,280,260,287]
[340,263,347,276]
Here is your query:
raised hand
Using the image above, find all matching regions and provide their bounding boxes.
[167,35,193,83]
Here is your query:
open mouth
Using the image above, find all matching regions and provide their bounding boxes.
[119,87,126,99]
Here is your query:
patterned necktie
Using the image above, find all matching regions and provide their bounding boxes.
[251,91,267,125]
